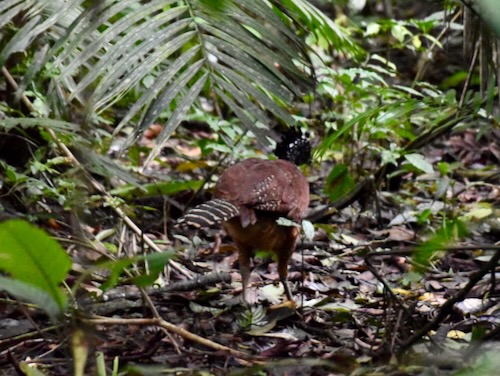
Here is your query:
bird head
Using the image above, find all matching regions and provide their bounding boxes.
[274,127,311,165]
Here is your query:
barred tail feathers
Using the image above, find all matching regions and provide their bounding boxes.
[177,199,239,228]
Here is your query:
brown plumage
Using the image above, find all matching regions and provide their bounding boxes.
[177,129,310,302]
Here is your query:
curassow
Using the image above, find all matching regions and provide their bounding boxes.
[177,128,310,301]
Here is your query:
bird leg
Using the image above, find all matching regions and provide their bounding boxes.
[238,247,252,303]
[282,277,294,301]
[277,250,294,301]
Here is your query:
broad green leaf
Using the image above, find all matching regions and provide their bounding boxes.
[99,251,175,291]
[391,24,411,43]
[0,220,71,317]
[478,0,500,37]
[0,276,62,321]
[404,153,434,174]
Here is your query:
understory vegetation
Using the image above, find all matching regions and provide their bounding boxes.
[0,0,499,375]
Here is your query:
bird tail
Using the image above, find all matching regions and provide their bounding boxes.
[176,199,239,228]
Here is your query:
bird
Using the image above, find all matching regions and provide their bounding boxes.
[177,128,311,302]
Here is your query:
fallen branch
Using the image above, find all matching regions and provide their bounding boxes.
[85,316,256,363]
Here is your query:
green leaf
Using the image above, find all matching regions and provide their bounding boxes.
[415,219,468,267]
[20,361,48,376]
[454,350,500,376]
[324,164,355,201]
[279,0,364,58]
[99,251,175,291]
[404,153,434,174]
[0,220,71,318]
[99,258,133,292]
[391,24,411,43]
[276,217,299,227]
[0,276,62,322]
[109,180,204,200]
[478,0,500,37]
[132,252,174,287]
[365,22,380,36]
[301,220,315,241]
[461,203,493,221]
[0,117,79,132]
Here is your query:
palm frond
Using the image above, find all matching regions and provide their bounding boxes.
[38,0,316,161]
[0,117,80,132]
[276,0,365,59]
[1,0,360,162]
[0,0,84,67]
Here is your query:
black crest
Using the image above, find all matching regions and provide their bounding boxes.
[274,127,311,165]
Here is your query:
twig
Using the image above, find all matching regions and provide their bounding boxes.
[397,249,500,356]
[413,10,462,84]
[85,316,255,362]
[364,255,414,319]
